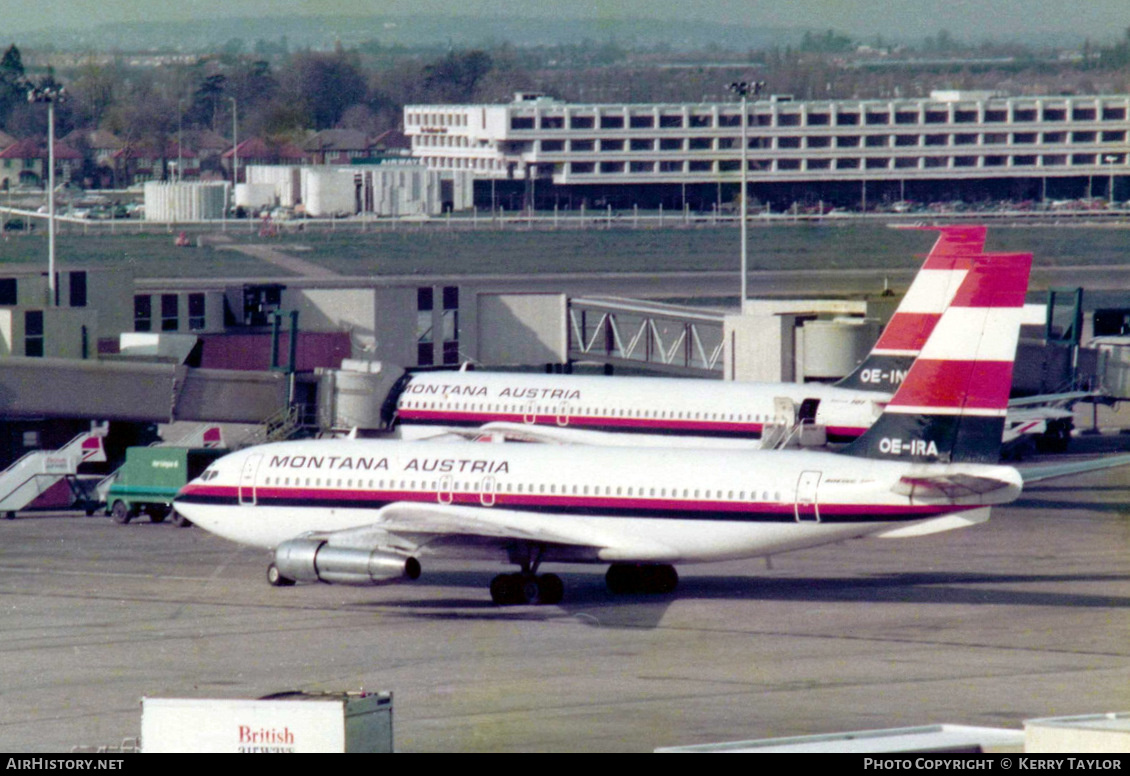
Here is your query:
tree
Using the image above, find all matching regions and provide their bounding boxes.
[282,50,368,129]
[190,73,228,132]
[0,44,26,125]
[421,50,494,102]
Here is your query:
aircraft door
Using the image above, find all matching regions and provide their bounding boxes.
[774,397,797,425]
[479,476,496,507]
[798,398,820,424]
[438,475,454,505]
[556,401,571,427]
[794,470,821,522]
[238,453,263,506]
[523,400,537,424]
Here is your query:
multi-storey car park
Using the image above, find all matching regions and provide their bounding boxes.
[404,90,1130,211]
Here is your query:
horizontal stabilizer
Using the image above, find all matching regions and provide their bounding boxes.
[893,472,1019,499]
[1008,391,1096,408]
[1017,453,1130,484]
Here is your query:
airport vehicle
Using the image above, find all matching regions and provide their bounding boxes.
[107,446,228,527]
[175,252,1032,605]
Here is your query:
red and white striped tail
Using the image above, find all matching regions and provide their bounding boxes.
[872,225,987,355]
[843,251,1032,464]
[837,225,987,392]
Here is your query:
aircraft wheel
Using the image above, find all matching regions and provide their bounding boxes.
[267,563,295,587]
[605,563,639,594]
[537,573,564,605]
[490,573,519,605]
[110,500,132,525]
[606,563,678,595]
[170,509,193,528]
[644,564,679,594]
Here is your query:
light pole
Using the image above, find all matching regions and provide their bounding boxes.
[728,80,764,309]
[28,82,65,306]
[229,96,238,207]
[1104,154,1118,206]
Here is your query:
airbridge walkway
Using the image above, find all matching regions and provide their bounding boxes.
[0,357,288,424]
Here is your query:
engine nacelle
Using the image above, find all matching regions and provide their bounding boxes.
[274,538,421,586]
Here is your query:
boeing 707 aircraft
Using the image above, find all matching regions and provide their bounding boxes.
[382,226,1030,449]
[175,251,1032,605]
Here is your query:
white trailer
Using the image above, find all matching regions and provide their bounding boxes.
[141,692,392,753]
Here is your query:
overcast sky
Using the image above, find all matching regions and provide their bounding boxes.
[4,0,1130,43]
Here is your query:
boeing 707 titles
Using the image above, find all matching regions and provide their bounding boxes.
[175,251,1032,605]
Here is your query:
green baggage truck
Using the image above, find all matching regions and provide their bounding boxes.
[106,446,228,527]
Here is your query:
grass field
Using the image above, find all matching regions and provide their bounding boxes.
[0,222,1124,279]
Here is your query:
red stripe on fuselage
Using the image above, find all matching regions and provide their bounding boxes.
[177,482,968,520]
[398,409,769,436]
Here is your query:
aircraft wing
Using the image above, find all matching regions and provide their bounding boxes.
[308,501,678,563]
[1016,453,1130,484]
[447,421,766,450]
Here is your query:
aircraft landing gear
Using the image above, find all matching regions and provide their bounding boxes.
[605,563,679,595]
[489,572,564,605]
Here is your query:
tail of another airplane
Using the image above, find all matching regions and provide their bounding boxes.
[842,251,1032,464]
[836,225,987,393]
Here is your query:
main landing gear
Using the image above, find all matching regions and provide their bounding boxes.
[489,572,564,605]
[605,563,679,595]
[488,562,680,605]
[490,545,565,605]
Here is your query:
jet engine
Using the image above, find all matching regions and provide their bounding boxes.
[273,538,421,586]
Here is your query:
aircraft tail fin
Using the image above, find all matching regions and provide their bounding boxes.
[841,251,1032,464]
[836,225,988,393]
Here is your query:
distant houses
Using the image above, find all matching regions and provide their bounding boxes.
[0,125,412,191]
[0,136,82,190]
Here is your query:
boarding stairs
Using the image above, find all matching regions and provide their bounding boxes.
[0,431,107,518]
[764,397,828,450]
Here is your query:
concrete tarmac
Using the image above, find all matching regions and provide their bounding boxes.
[1,460,1129,752]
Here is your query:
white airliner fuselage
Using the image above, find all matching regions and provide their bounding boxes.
[177,438,1021,564]
[394,371,883,443]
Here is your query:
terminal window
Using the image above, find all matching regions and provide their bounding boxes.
[24,310,43,357]
[161,294,179,331]
[69,271,86,308]
[134,296,151,332]
[417,287,434,366]
[442,286,459,365]
[0,277,16,306]
[189,293,206,331]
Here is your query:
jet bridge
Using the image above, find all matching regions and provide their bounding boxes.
[0,357,289,423]
[568,297,727,377]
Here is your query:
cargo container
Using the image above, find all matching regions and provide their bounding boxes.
[106,446,227,527]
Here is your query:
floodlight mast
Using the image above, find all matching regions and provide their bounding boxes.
[27,83,65,307]
[728,80,764,309]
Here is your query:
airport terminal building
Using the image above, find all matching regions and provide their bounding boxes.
[404,91,1130,210]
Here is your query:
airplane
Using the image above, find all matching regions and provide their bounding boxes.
[174,251,1034,606]
[383,226,1010,450]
